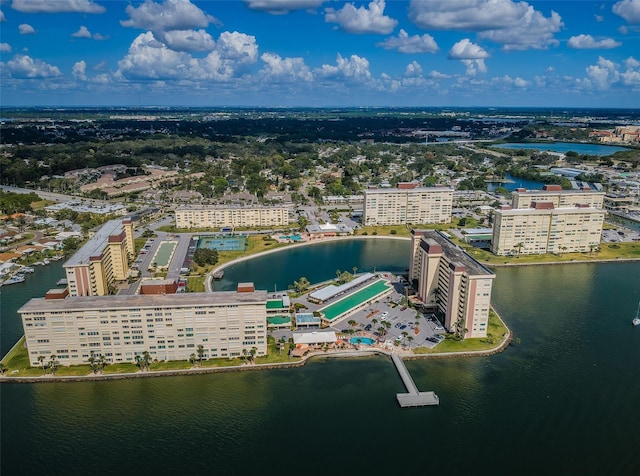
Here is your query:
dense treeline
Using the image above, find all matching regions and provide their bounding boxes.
[0,190,40,214]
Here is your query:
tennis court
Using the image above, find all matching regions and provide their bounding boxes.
[152,241,177,268]
[197,235,247,251]
[320,279,392,322]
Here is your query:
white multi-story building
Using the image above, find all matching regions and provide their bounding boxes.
[491,203,605,256]
[363,183,453,226]
[64,219,135,297]
[19,285,268,366]
[175,205,290,229]
[410,230,495,339]
[511,185,605,209]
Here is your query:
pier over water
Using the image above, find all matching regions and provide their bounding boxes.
[392,354,439,407]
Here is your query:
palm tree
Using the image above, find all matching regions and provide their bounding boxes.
[98,354,107,373]
[88,351,99,374]
[348,319,357,328]
[249,346,257,363]
[515,242,524,258]
[407,336,414,347]
[371,318,378,328]
[37,355,47,375]
[377,326,386,337]
[49,355,58,376]
[142,351,151,371]
[401,331,409,347]
[188,353,197,367]
[196,345,205,367]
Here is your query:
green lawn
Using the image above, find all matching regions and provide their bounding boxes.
[413,310,509,354]
[450,235,640,266]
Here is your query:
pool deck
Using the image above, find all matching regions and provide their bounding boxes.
[392,354,439,408]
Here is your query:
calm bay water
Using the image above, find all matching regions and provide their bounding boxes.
[213,238,411,291]
[494,142,630,156]
[487,172,545,192]
[2,241,640,475]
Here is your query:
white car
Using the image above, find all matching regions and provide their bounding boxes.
[381,311,389,320]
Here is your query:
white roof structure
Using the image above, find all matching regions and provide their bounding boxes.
[293,331,337,345]
[309,272,375,303]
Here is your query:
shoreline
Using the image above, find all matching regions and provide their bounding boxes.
[206,234,411,291]
[207,233,640,288]
[485,256,640,267]
[0,305,512,384]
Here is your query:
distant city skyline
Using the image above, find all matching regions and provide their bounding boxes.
[1,0,639,108]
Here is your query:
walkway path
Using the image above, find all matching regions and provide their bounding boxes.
[391,353,439,407]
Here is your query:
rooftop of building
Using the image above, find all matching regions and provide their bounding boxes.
[364,186,453,195]
[175,204,289,211]
[19,289,268,313]
[415,230,495,277]
[63,219,129,267]
[496,206,605,215]
[513,187,604,195]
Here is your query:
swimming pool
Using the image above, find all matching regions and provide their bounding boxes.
[349,337,376,346]
[279,235,302,242]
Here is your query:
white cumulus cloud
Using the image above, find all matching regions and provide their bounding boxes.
[0,10,6,22]
[0,43,11,53]
[478,9,563,50]
[156,29,215,52]
[19,23,35,35]
[404,61,422,77]
[613,0,640,23]
[11,0,105,14]
[586,56,621,89]
[260,53,312,81]
[567,34,621,50]
[6,54,62,78]
[409,0,563,51]
[325,0,397,34]
[448,39,489,60]
[72,26,92,38]
[377,29,438,53]
[72,60,87,80]
[121,0,216,31]
[317,53,372,82]
[117,31,258,81]
[244,0,326,14]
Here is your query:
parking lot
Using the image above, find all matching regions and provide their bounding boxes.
[284,274,447,350]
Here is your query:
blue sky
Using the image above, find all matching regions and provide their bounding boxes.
[1,0,639,107]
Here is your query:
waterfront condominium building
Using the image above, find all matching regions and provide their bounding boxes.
[511,185,605,209]
[175,205,291,229]
[410,230,495,339]
[363,183,453,226]
[64,219,135,297]
[491,203,605,256]
[19,285,268,366]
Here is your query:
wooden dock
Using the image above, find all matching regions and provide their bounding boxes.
[392,354,439,408]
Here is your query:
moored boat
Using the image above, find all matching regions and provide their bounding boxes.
[3,275,26,285]
[633,301,640,327]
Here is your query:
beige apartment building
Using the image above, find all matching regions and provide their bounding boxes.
[64,219,134,297]
[511,185,604,209]
[175,205,290,229]
[410,230,495,339]
[491,204,605,256]
[363,183,453,226]
[19,286,268,366]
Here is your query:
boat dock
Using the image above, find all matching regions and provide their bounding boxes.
[392,354,439,408]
